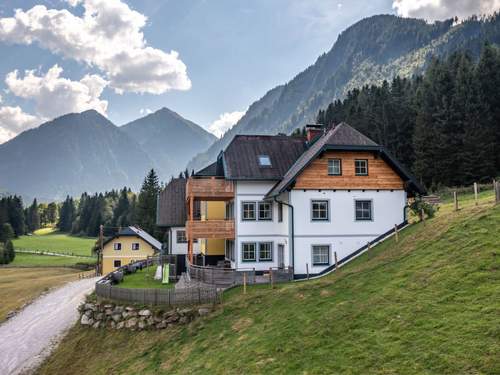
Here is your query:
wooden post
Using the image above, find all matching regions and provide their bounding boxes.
[334,251,338,271]
[495,180,500,204]
[99,224,104,275]
[269,267,274,288]
[454,191,458,211]
[421,208,425,225]
[474,182,478,206]
[394,224,399,242]
[306,263,309,280]
[243,272,247,294]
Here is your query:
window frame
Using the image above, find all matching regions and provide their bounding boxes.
[258,201,273,221]
[113,259,122,268]
[241,242,257,262]
[131,242,140,251]
[113,243,122,251]
[354,159,369,176]
[311,200,330,221]
[258,242,273,262]
[311,245,330,266]
[241,201,257,221]
[176,230,187,244]
[355,200,373,221]
[327,158,342,176]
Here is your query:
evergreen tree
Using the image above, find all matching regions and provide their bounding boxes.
[27,198,41,232]
[136,169,160,235]
[0,223,15,243]
[58,196,75,232]
[8,196,25,237]
[47,202,58,224]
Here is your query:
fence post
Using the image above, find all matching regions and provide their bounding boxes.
[243,272,247,295]
[269,267,274,288]
[253,268,256,284]
[421,208,425,225]
[394,224,399,242]
[495,180,500,204]
[454,191,458,211]
[306,263,309,280]
[474,182,478,206]
[334,251,338,271]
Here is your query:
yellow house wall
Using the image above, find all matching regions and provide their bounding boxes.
[199,201,226,255]
[102,236,157,274]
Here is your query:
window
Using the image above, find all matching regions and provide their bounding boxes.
[258,202,273,221]
[242,243,256,262]
[328,158,342,175]
[113,243,121,251]
[311,200,329,221]
[176,230,187,243]
[242,202,256,220]
[355,159,368,175]
[312,245,330,266]
[225,201,234,220]
[259,242,273,261]
[225,240,235,261]
[355,200,372,221]
[258,155,272,167]
[278,202,283,222]
[132,243,140,250]
[113,260,122,268]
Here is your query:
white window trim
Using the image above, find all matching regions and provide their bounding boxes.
[311,244,331,266]
[327,158,342,176]
[311,199,330,221]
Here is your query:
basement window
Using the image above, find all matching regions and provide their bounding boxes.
[113,260,122,268]
[258,155,272,167]
[312,245,330,266]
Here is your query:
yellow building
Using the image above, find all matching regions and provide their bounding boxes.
[101,226,162,274]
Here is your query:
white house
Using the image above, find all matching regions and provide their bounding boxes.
[158,123,424,278]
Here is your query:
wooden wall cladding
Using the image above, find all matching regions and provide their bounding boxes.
[294,151,404,190]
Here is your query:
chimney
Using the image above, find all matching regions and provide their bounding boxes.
[305,124,323,142]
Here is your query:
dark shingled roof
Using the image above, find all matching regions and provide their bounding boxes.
[266,122,425,197]
[156,178,187,227]
[194,160,224,177]
[222,135,307,180]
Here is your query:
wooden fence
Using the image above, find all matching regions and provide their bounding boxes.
[95,282,222,306]
[188,263,294,288]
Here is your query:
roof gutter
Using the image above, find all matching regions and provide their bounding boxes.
[273,196,294,272]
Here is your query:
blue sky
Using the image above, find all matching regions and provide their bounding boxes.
[0,0,495,142]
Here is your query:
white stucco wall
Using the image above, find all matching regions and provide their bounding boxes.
[290,189,407,274]
[170,226,200,255]
[233,181,290,271]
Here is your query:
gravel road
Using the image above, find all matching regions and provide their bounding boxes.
[0,277,99,375]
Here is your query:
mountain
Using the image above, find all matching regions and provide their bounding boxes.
[120,107,216,180]
[0,110,155,201]
[188,13,500,172]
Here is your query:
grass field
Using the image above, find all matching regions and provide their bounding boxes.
[0,268,81,322]
[37,192,500,374]
[117,267,175,289]
[13,228,96,257]
[10,253,96,267]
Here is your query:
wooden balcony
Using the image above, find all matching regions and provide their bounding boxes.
[186,219,235,239]
[186,177,234,201]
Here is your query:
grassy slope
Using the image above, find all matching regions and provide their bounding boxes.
[37,193,500,375]
[117,267,175,289]
[13,228,96,257]
[10,253,96,267]
[0,268,81,322]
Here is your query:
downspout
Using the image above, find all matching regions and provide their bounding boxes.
[273,196,294,271]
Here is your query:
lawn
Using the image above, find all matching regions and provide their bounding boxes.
[0,267,81,322]
[10,253,96,267]
[13,228,96,257]
[37,192,500,374]
[117,267,175,289]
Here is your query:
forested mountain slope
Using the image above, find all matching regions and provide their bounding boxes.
[188,13,500,172]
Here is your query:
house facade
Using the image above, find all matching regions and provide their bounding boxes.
[101,226,162,274]
[158,123,424,278]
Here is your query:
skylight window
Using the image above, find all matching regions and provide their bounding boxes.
[258,155,272,167]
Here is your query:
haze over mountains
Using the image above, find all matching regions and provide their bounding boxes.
[187,14,500,172]
[0,108,215,201]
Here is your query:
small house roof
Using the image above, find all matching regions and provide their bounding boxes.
[103,226,162,250]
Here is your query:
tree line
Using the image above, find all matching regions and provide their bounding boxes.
[316,45,500,189]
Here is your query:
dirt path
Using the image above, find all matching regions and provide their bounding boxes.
[0,277,99,375]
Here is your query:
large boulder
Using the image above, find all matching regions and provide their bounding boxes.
[138,309,151,317]
[81,315,93,325]
[125,318,138,328]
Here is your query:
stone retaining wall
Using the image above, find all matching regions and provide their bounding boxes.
[78,302,211,331]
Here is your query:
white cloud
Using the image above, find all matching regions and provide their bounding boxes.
[140,108,152,115]
[0,0,191,94]
[393,0,500,21]
[0,105,40,143]
[5,64,108,119]
[208,110,246,138]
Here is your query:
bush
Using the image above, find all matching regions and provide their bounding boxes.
[0,223,15,243]
[410,199,438,220]
[0,240,15,264]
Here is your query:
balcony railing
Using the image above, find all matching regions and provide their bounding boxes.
[186,177,234,200]
[186,219,235,239]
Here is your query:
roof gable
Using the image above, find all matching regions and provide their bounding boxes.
[103,226,162,250]
[157,178,187,227]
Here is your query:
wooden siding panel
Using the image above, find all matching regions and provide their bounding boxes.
[294,151,404,190]
[186,219,235,239]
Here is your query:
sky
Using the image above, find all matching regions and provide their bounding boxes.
[0,0,498,143]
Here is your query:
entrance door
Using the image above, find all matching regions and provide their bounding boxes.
[277,244,285,269]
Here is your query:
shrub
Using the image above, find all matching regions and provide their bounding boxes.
[410,199,438,220]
